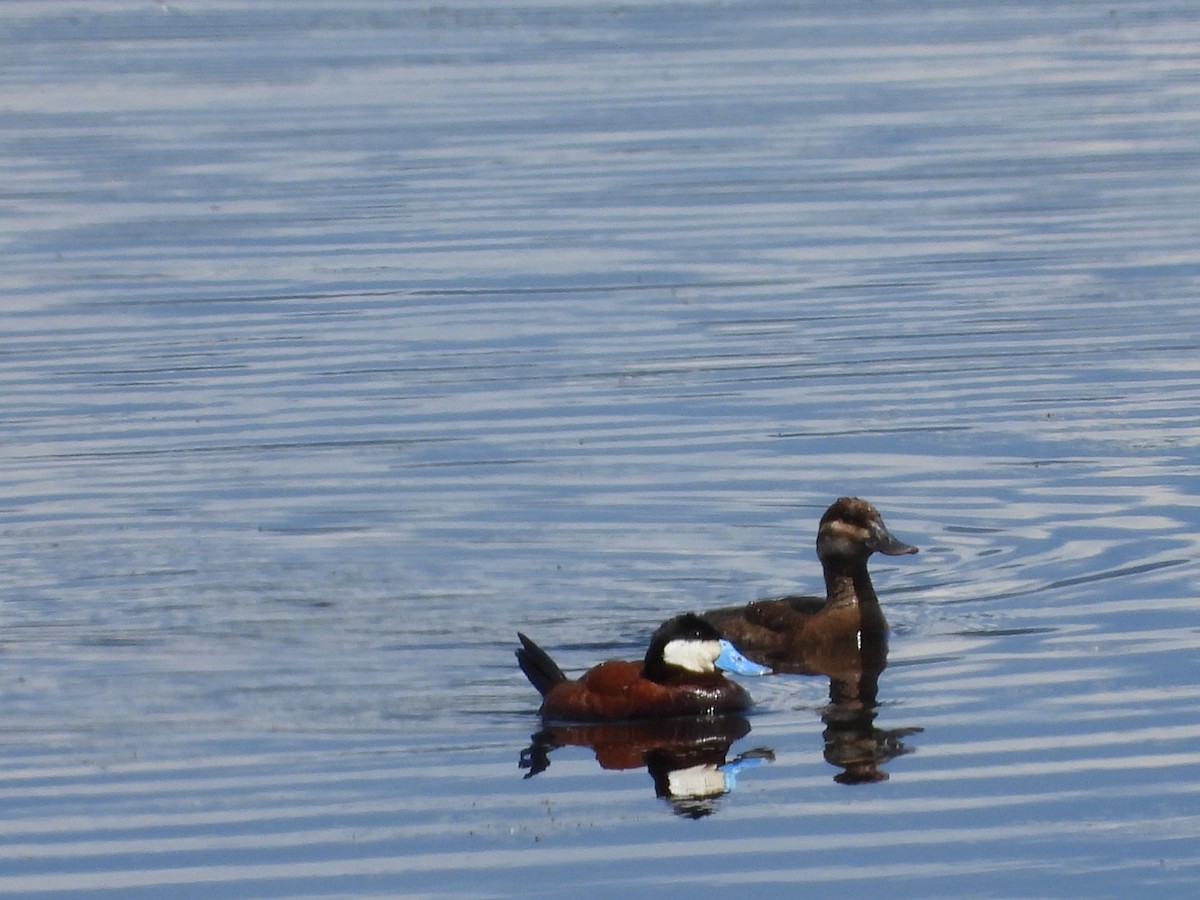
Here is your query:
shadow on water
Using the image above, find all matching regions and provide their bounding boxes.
[520,716,774,818]
[800,635,924,785]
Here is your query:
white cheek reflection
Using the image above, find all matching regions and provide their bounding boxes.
[666,764,728,799]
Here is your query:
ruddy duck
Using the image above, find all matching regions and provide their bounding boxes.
[516,612,769,722]
[704,497,917,668]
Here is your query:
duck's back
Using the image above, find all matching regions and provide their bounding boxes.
[704,594,826,651]
[540,662,748,721]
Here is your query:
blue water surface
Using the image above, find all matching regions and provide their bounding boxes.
[2,2,1199,898]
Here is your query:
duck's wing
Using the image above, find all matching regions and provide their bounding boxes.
[705,594,824,632]
[746,595,826,629]
[565,662,738,720]
[701,595,825,660]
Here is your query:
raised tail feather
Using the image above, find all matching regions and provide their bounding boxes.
[516,632,567,697]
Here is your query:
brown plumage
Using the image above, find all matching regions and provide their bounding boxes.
[704,497,917,671]
[516,613,753,722]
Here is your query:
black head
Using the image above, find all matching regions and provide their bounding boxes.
[642,613,725,682]
[816,497,919,563]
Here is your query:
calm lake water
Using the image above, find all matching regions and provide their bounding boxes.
[3,1,1200,897]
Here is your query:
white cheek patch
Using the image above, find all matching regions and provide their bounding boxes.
[662,638,721,673]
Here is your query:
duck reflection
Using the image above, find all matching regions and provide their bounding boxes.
[520,716,774,817]
[788,634,922,784]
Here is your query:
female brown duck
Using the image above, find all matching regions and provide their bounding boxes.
[703,497,917,669]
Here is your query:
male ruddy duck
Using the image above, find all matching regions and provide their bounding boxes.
[516,613,769,722]
[704,497,918,669]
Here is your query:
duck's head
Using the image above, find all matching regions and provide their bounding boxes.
[816,497,918,564]
[643,613,771,681]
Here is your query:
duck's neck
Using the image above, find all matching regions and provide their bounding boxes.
[823,562,887,634]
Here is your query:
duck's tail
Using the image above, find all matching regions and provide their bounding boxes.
[516,632,567,697]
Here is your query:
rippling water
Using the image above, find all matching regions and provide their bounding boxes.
[3,1,1200,897]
